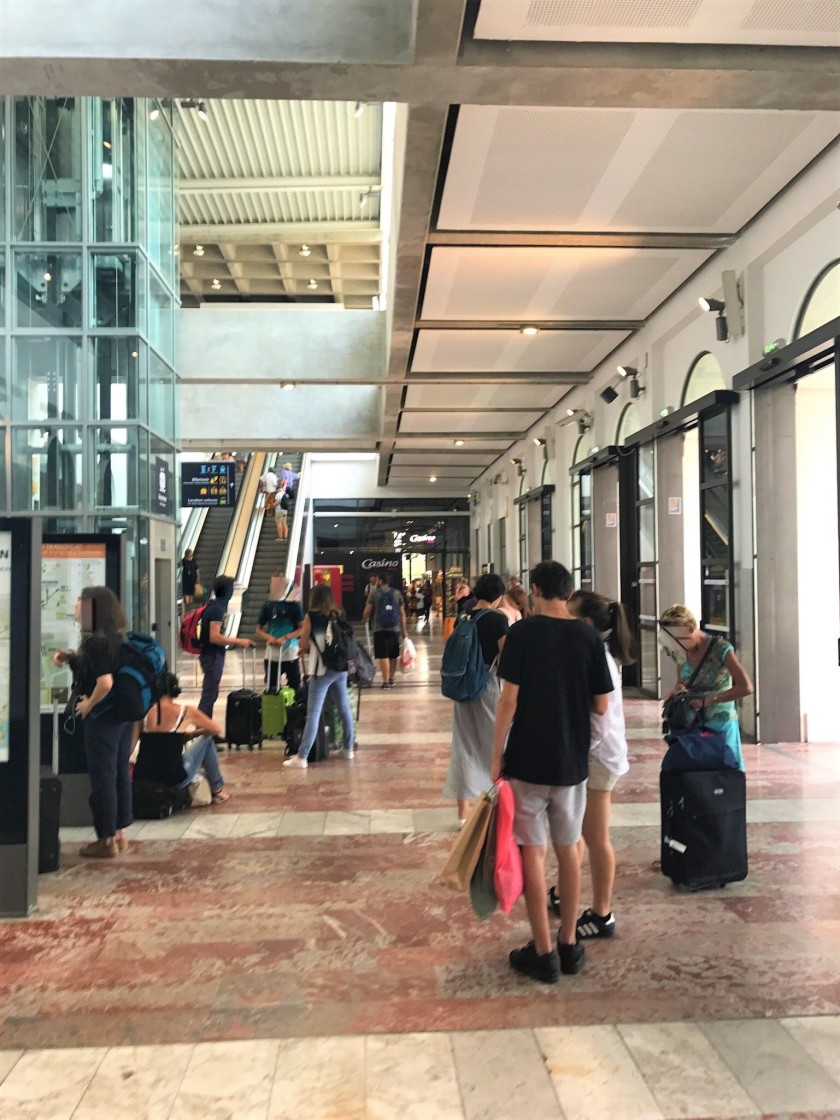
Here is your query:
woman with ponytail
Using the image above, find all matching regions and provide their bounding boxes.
[546,590,635,940]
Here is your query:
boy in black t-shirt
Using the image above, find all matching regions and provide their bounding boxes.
[491,561,612,983]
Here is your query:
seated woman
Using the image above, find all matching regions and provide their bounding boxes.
[143,672,231,803]
[658,604,753,770]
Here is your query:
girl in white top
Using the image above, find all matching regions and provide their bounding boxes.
[549,590,634,940]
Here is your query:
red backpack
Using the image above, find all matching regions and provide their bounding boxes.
[179,605,206,655]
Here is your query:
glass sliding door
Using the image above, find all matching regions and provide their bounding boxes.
[699,406,734,639]
[636,443,658,693]
[572,469,592,590]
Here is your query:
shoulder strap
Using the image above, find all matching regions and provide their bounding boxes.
[685,636,717,691]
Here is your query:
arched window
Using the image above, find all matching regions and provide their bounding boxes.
[682,351,724,407]
[795,259,840,339]
[616,402,641,445]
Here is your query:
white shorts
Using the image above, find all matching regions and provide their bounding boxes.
[509,778,587,847]
[587,756,621,793]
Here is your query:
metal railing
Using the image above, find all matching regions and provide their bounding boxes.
[285,452,312,592]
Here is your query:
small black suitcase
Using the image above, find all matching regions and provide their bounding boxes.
[39,775,62,874]
[660,767,748,890]
[225,648,263,750]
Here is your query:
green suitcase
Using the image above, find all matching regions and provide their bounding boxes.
[262,645,288,738]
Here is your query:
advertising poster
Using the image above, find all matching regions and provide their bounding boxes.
[40,542,108,707]
[0,531,10,763]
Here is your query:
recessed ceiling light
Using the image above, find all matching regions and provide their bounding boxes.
[103,140,112,150]
[454,439,464,446]
[520,326,539,336]
[43,272,52,282]
[308,279,318,290]
[193,245,205,257]
[429,475,437,483]
[299,244,311,257]
[281,382,295,391]
[130,350,138,358]
[149,106,160,121]
[211,278,221,290]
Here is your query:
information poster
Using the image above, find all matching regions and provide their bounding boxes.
[40,542,108,707]
[180,461,235,508]
[0,531,10,762]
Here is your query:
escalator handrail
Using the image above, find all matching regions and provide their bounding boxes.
[217,452,267,581]
[286,453,312,590]
[235,452,280,593]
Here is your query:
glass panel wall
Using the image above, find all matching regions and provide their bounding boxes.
[13,97,83,242]
[0,96,179,628]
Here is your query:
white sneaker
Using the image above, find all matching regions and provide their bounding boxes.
[283,755,308,769]
[336,747,355,759]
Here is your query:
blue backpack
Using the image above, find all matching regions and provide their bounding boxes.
[376,587,399,629]
[93,632,169,722]
[440,610,490,702]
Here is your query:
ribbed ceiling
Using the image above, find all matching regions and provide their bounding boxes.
[177,100,382,182]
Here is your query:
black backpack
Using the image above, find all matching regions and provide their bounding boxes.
[319,612,354,672]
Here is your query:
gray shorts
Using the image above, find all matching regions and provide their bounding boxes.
[509,778,587,847]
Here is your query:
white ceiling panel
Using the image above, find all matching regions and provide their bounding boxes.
[394,437,511,451]
[421,246,713,321]
[404,383,565,410]
[437,107,840,232]
[475,1,840,47]
[390,466,482,479]
[399,410,543,433]
[411,329,629,372]
[392,453,497,467]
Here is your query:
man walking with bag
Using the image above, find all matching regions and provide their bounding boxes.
[491,561,613,982]
[362,574,407,689]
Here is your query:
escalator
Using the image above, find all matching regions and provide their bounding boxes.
[238,454,302,635]
[238,516,289,637]
[191,506,235,597]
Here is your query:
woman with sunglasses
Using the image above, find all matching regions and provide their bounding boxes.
[658,604,753,769]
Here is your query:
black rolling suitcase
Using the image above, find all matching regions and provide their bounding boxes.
[39,775,62,874]
[660,767,748,890]
[225,648,263,750]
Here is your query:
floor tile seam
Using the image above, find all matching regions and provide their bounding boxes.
[777,1018,840,1093]
[10,1016,840,1059]
[65,1045,108,1119]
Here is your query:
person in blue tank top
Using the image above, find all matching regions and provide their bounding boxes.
[659,604,753,770]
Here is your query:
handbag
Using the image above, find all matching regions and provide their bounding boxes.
[492,778,523,914]
[437,787,496,892]
[188,774,213,807]
[193,581,204,598]
[662,637,718,735]
[470,808,498,920]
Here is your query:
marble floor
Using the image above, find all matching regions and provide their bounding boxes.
[3,630,840,1118]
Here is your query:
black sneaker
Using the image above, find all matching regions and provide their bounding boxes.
[576,908,616,940]
[547,886,561,918]
[558,939,585,975]
[509,941,560,984]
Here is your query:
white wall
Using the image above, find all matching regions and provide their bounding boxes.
[307,454,466,500]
